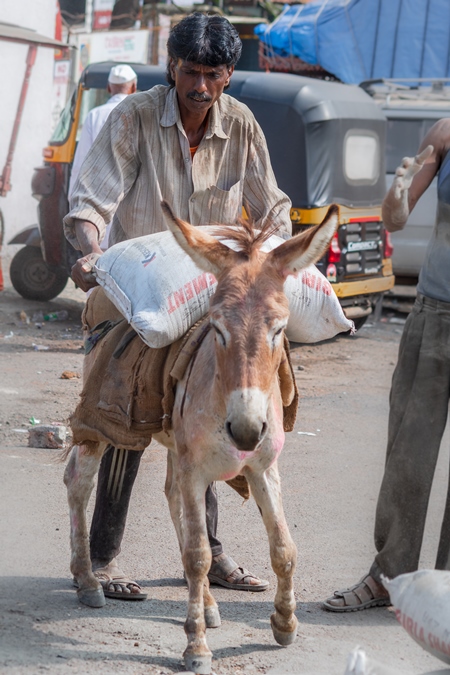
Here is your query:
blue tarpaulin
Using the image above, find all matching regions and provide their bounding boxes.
[255,0,450,84]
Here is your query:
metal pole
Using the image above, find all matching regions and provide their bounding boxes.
[0,44,37,197]
[85,0,94,33]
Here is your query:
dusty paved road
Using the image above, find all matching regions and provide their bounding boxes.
[1,267,449,675]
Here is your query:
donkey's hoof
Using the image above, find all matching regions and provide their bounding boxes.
[183,652,212,674]
[204,605,221,628]
[271,614,298,646]
[77,587,106,608]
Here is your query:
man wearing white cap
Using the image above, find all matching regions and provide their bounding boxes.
[69,64,137,200]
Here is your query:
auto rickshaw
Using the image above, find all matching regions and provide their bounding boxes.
[11,63,394,326]
[0,21,69,295]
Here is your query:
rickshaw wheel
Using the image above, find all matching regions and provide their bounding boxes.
[10,245,68,301]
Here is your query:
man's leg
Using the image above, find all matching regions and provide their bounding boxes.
[206,482,269,592]
[89,445,147,599]
[324,298,450,611]
[372,300,450,579]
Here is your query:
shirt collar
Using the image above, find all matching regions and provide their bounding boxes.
[108,93,128,104]
[160,86,229,140]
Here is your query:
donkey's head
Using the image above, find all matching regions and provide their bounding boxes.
[162,202,338,452]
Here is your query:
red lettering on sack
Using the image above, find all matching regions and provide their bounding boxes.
[300,270,333,296]
[193,273,208,294]
[167,294,177,314]
[173,288,186,307]
[303,272,315,289]
[184,281,194,300]
[167,287,186,314]
[207,273,217,287]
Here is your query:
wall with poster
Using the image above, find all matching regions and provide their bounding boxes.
[73,29,150,79]
[0,0,57,243]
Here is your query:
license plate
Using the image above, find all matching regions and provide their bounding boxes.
[347,240,379,252]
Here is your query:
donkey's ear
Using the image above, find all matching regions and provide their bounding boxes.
[266,205,339,279]
[161,201,239,276]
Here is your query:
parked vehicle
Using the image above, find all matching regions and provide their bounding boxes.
[232,72,394,328]
[11,63,394,323]
[0,21,69,297]
[361,78,450,281]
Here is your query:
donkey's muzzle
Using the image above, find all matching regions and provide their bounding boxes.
[225,419,268,452]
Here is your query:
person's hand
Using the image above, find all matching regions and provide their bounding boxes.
[393,145,434,200]
[71,252,102,292]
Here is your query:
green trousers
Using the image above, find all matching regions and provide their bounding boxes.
[370,293,450,581]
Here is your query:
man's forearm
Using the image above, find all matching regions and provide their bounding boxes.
[74,219,103,256]
[381,186,410,233]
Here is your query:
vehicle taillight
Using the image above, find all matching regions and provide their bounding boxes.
[383,230,393,258]
[326,263,337,282]
[328,232,341,263]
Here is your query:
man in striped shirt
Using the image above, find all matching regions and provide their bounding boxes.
[64,12,292,600]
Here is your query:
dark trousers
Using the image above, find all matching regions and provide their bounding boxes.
[89,446,223,563]
[369,294,450,582]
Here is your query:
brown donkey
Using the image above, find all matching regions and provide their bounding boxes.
[64,202,338,674]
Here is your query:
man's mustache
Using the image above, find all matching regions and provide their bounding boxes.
[187,92,212,102]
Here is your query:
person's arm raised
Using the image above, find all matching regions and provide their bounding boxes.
[382,145,435,232]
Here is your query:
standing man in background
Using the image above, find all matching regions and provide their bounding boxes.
[69,64,137,249]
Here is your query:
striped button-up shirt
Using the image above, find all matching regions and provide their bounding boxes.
[64,84,292,249]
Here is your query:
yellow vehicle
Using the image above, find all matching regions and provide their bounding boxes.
[13,63,394,322]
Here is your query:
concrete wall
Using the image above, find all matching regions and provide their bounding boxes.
[0,0,57,248]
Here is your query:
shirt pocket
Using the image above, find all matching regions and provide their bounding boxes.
[206,180,242,224]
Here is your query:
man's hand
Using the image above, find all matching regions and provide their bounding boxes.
[71,252,102,292]
[393,145,434,200]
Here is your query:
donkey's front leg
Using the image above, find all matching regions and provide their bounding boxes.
[244,463,298,646]
[180,473,219,674]
[63,443,106,608]
[165,451,221,634]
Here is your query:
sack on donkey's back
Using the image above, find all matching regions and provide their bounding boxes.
[94,227,354,348]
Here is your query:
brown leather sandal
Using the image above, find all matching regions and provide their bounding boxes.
[207,554,269,592]
[73,562,147,601]
[323,574,390,612]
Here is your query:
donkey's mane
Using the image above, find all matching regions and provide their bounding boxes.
[211,217,280,258]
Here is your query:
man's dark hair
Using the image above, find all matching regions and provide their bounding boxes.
[166,13,242,85]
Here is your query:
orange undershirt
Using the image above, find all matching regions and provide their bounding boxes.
[190,145,199,159]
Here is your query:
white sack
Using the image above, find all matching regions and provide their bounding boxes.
[383,570,450,665]
[94,227,354,349]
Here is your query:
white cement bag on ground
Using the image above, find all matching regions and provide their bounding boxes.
[94,227,354,348]
[383,570,450,665]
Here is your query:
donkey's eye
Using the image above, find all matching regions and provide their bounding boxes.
[213,326,226,347]
[271,326,285,346]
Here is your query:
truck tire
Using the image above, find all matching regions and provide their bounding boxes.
[9,245,68,301]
